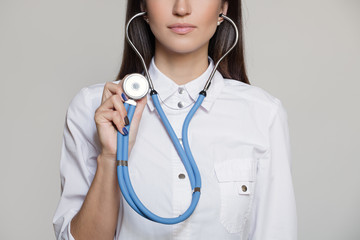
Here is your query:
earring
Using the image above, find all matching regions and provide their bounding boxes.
[217,14,223,26]
[144,16,149,24]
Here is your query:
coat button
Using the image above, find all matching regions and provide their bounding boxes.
[177,101,184,108]
[178,87,184,94]
[241,185,248,192]
[178,173,186,179]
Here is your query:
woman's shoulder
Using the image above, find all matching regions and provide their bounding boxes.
[67,80,117,114]
[221,77,284,110]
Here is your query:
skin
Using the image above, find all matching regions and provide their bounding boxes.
[70,1,228,239]
[143,0,228,85]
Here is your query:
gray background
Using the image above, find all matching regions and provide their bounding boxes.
[0,0,359,239]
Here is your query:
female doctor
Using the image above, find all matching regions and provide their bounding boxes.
[53,0,297,239]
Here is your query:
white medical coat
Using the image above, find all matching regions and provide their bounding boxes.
[53,56,297,240]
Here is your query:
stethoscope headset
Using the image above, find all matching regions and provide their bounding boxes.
[116,11,239,224]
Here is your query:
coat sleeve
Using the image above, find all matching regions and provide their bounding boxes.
[52,87,98,240]
[249,100,297,240]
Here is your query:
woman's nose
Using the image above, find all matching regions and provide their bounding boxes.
[172,0,191,17]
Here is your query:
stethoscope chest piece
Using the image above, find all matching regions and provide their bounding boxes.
[122,73,149,100]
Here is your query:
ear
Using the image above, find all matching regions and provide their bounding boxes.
[221,1,228,16]
[140,1,147,12]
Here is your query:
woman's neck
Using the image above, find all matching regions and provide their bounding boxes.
[154,44,210,85]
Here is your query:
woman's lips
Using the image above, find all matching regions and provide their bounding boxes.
[168,24,196,34]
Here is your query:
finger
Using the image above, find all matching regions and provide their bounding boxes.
[99,95,128,125]
[96,109,127,135]
[102,82,122,103]
[134,96,147,116]
[102,76,129,103]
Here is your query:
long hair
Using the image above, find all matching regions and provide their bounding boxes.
[116,0,250,85]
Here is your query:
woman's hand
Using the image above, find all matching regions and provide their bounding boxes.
[94,76,147,159]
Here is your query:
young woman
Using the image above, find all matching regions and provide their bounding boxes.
[53,0,297,239]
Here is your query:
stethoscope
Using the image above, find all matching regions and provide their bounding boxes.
[116,12,239,224]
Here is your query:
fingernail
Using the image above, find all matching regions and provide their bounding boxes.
[121,93,128,101]
[124,116,129,126]
[122,127,128,135]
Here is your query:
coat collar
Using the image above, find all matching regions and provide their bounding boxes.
[146,56,225,112]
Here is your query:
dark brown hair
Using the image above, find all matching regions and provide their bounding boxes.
[116,0,250,85]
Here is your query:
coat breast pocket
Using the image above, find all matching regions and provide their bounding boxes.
[214,157,257,234]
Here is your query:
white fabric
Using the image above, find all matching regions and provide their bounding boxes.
[53,56,297,240]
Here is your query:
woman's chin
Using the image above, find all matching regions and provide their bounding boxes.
[158,42,207,56]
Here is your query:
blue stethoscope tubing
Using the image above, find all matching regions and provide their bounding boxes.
[117,92,205,224]
[116,11,239,224]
